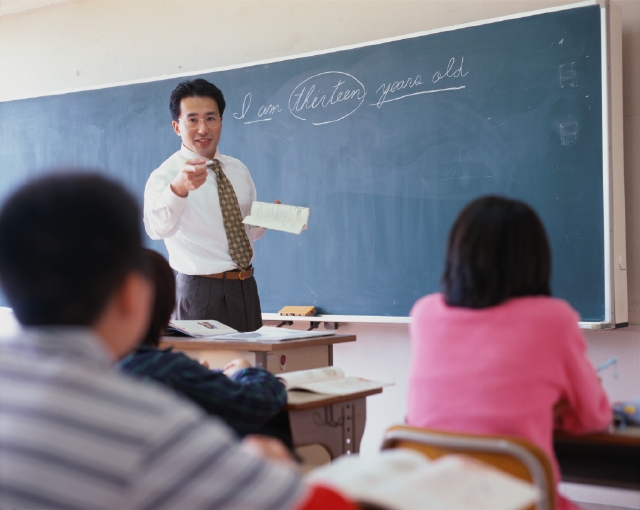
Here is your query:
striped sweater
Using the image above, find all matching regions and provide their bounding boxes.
[0,328,305,510]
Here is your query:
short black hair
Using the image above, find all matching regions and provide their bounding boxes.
[442,195,551,309]
[140,249,176,347]
[0,172,146,326]
[169,79,226,121]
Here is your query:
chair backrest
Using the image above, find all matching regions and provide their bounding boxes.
[381,425,555,510]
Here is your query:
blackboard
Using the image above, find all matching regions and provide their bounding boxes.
[0,4,609,322]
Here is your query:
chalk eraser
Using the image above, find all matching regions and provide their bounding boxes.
[278,306,317,317]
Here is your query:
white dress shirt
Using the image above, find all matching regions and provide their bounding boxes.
[144,146,265,275]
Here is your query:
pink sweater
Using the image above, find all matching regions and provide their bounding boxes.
[407,294,611,510]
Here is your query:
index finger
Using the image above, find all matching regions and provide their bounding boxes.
[183,161,208,176]
[185,157,207,166]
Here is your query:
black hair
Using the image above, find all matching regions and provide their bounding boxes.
[140,249,176,347]
[169,79,226,121]
[0,172,146,326]
[442,195,551,309]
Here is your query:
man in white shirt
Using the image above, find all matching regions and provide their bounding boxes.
[144,79,267,331]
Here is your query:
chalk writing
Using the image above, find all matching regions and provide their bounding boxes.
[258,103,282,117]
[370,58,467,108]
[370,85,465,108]
[372,75,424,108]
[432,57,468,83]
[233,92,282,124]
[233,93,252,120]
[236,60,469,122]
[288,72,366,125]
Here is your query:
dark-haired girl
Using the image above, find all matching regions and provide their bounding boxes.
[407,195,610,510]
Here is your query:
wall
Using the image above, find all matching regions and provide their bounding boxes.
[1,0,640,507]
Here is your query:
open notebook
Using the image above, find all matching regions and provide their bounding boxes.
[278,367,391,396]
[306,449,540,510]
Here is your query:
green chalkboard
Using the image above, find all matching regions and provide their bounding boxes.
[0,5,606,321]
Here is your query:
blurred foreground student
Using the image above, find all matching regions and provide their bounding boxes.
[407,195,611,510]
[0,173,355,510]
[120,249,289,439]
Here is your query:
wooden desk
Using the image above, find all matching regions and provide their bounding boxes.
[554,427,640,489]
[286,388,382,459]
[160,334,356,374]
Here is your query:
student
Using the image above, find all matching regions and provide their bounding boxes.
[120,248,289,438]
[406,195,611,510]
[0,172,355,510]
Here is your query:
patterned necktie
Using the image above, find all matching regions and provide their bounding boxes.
[208,159,253,271]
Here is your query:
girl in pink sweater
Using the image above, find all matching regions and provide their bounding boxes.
[407,196,611,510]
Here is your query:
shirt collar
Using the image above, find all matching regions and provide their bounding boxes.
[179,144,221,163]
[0,326,115,370]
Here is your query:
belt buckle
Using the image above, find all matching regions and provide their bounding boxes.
[238,270,249,281]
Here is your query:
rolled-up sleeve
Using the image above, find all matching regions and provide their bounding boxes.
[143,169,188,240]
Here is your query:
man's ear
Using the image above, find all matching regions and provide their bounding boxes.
[172,120,181,136]
[93,272,153,360]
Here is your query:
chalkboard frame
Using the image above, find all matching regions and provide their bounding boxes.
[0,0,627,329]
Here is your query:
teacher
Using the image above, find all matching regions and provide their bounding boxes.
[144,78,266,332]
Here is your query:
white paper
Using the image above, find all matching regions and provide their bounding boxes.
[167,320,237,337]
[277,366,392,395]
[205,326,334,342]
[242,202,310,234]
[278,367,345,390]
[306,450,540,510]
[300,376,390,395]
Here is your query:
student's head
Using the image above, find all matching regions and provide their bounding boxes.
[170,79,226,159]
[140,249,176,348]
[442,195,551,309]
[0,172,152,358]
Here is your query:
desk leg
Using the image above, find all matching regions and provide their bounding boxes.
[288,398,367,460]
[254,352,268,369]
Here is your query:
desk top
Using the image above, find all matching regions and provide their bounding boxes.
[160,333,356,352]
[286,388,383,411]
[554,426,640,489]
[554,426,640,446]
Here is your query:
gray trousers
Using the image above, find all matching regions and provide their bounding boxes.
[174,273,263,332]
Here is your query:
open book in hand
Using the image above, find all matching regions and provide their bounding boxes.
[306,449,540,510]
[167,320,237,338]
[277,367,392,396]
[242,201,310,234]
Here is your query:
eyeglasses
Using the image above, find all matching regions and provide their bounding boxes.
[179,115,222,129]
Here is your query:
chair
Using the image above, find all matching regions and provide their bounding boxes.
[381,425,555,510]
